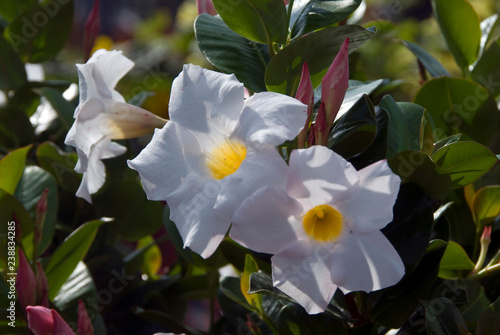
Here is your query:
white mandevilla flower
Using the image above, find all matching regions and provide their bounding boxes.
[230,145,405,314]
[128,64,307,258]
[65,49,167,203]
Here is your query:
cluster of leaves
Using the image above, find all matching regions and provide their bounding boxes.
[0,0,499,334]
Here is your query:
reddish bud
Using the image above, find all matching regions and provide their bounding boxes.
[481,225,492,243]
[35,262,49,307]
[78,300,94,335]
[27,306,54,335]
[34,188,49,247]
[196,0,217,15]
[314,103,328,146]
[84,0,101,61]
[295,63,314,148]
[16,250,37,310]
[52,309,77,335]
[321,38,349,130]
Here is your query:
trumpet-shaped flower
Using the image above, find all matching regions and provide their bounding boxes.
[65,49,167,203]
[231,146,404,314]
[128,64,307,258]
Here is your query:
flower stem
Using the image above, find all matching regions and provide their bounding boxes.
[472,226,492,274]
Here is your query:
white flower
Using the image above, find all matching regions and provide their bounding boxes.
[65,49,167,203]
[128,64,307,258]
[230,145,404,314]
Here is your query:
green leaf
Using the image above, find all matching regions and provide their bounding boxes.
[328,94,377,159]
[220,276,254,311]
[136,235,162,279]
[471,186,500,228]
[402,40,450,77]
[212,0,287,44]
[36,141,80,193]
[433,134,462,154]
[0,188,35,259]
[335,79,383,118]
[471,38,500,98]
[128,91,155,107]
[413,77,499,145]
[431,141,497,189]
[34,87,74,129]
[290,0,362,38]
[241,254,263,313]
[0,0,36,22]
[422,297,469,334]
[265,25,374,94]
[4,0,74,63]
[0,144,31,194]
[420,109,435,155]
[0,33,26,92]
[438,241,474,279]
[95,180,163,241]
[431,0,480,72]
[0,107,35,149]
[16,166,57,255]
[195,13,270,93]
[45,218,108,300]
[389,150,452,200]
[478,14,500,59]
[477,297,500,335]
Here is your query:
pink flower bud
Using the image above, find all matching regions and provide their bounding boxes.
[78,300,94,335]
[84,0,101,61]
[52,309,77,335]
[481,225,492,243]
[34,188,49,247]
[314,102,328,146]
[16,250,36,310]
[26,306,54,335]
[196,0,217,15]
[295,63,314,148]
[321,38,349,131]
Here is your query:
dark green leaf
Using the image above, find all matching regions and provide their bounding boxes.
[335,79,383,118]
[290,0,362,38]
[420,109,435,155]
[213,0,287,44]
[433,134,462,153]
[328,94,377,159]
[478,14,500,59]
[389,150,451,200]
[241,254,263,312]
[34,87,74,129]
[438,241,474,279]
[431,141,497,189]
[0,0,35,22]
[413,77,499,145]
[220,276,254,311]
[471,38,500,98]
[36,141,80,193]
[16,166,57,255]
[422,297,469,334]
[431,0,480,72]
[471,186,500,228]
[4,0,74,63]
[265,25,374,94]
[0,33,26,91]
[45,219,108,300]
[402,40,450,77]
[477,297,500,335]
[0,107,35,149]
[195,13,270,92]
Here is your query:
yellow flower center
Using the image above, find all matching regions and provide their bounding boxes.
[206,139,247,180]
[302,204,343,242]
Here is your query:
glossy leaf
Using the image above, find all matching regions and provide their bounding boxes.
[241,254,262,313]
[290,0,362,38]
[0,144,31,194]
[389,150,451,200]
[195,13,270,92]
[36,141,80,194]
[433,134,461,154]
[431,0,480,72]
[0,33,27,92]
[471,186,500,228]
[420,109,435,155]
[0,0,36,22]
[45,219,108,300]
[220,276,253,311]
[34,87,74,129]
[438,241,474,279]
[402,40,450,77]
[479,14,500,54]
[265,25,374,94]
[328,94,377,159]
[471,38,500,98]
[431,141,497,189]
[413,77,499,145]
[0,107,35,148]
[4,0,74,63]
[17,166,57,255]
[212,0,287,44]
[422,297,469,334]
[137,235,162,279]
[335,79,383,120]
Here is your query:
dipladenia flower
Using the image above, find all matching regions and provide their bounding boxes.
[128,64,307,258]
[231,145,404,314]
[65,49,167,203]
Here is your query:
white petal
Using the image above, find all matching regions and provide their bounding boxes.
[230,186,303,255]
[166,174,229,258]
[213,147,288,220]
[169,64,243,138]
[272,241,337,314]
[234,92,307,146]
[286,146,359,208]
[128,122,208,201]
[330,230,405,293]
[339,160,400,232]
[77,50,133,105]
